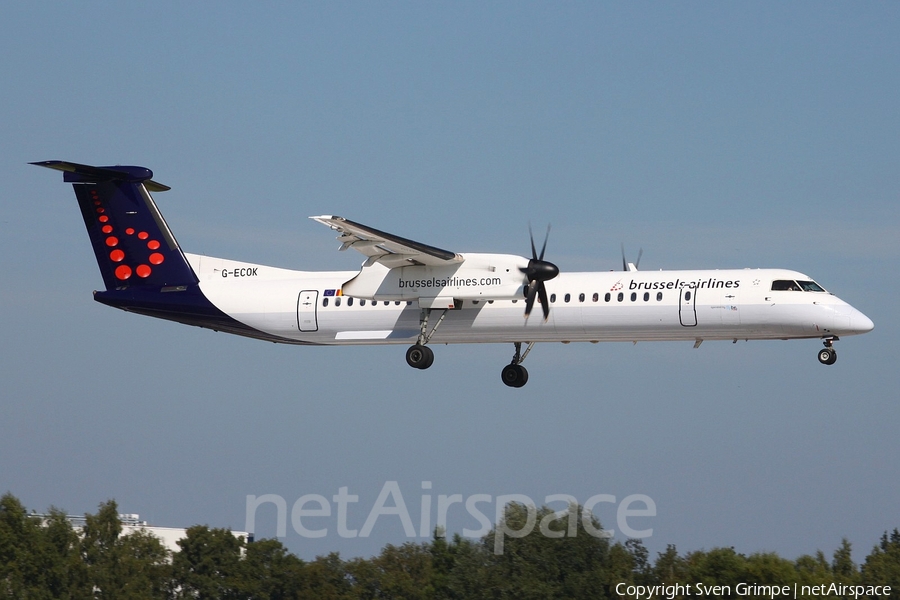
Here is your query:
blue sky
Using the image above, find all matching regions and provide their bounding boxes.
[2,3,898,561]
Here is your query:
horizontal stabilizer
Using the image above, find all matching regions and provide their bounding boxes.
[31,160,171,192]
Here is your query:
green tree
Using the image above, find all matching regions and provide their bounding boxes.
[684,547,748,596]
[793,551,834,592]
[345,542,435,600]
[0,494,84,598]
[301,552,354,599]
[653,544,688,588]
[240,537,308,599]
[169,525,246,599]
[79,499,169,599]
[430,532,481,600]
[862,529,900,594]
[744,552,799,590]
[831,538,859,582]
[473,503,613,599]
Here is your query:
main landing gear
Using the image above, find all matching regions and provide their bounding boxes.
[501,342,535,388]
[817,337,838,365]
[406,344,434,369]
[406,308,447,370]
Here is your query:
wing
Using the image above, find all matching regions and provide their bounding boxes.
[310,216,463,268]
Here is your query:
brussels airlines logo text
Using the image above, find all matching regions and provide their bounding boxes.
[628,278,741,291]
[398,276,502,289]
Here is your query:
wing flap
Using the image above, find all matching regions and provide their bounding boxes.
[311,215,463,268]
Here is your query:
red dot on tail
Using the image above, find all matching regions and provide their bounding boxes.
[115,265,132,280]
[149,252,164,265]
[126,228,135,235]
[105,236,119,247]
[102,225,113,234]
[136,264,152,278]
[138,231,149,240]
[110,249,125,262]
[147,240,160,250]
[99,215,109,223]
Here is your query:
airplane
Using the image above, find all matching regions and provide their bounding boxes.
[33,160,874,388]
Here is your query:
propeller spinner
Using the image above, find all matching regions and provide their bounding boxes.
[521,225,560,320]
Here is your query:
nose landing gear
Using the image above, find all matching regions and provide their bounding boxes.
[502,341,535,388]
[817,337,838,365]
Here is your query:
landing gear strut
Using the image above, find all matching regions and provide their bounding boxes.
[817,337,838,365]
[502,342,535,388]
[405,308,447,370]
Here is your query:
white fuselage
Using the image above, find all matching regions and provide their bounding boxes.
[186,253,874,346]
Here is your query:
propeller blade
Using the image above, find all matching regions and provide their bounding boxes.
[621,244,644,271]
[523,282,538,318]
[538,225,550,261]
[537,282,551,320]
[528,224,538,260]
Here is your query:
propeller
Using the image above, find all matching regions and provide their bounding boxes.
[621,243,643,272]
[521,225,560,320]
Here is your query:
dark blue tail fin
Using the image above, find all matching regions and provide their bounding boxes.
[32,161,198,291]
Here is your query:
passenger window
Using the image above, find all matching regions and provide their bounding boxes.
[347,297,354,306]
[643,292,649,302]
[384,301,389,305]
[630,292,637,302]
[685,291,692,301]
[323,297,329,307]
[360,299,366,306]
[335,298,341,307]
[564,293,571,303]
[473,300,479,305]
[593,293,599,302]
[395,301,401,305]
[579,293,585,302]
[657,292,662,301]
[550,293,557,303]
[617,292,624,302]
[605,293,611,302]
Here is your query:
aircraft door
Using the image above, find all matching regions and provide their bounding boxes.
[679,285,697,327]
[297,290,319,332]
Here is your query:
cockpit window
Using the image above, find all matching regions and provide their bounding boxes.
[797,280,826,292]
[771,279,827,292]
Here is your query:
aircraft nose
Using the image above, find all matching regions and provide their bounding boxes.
[850,308,874,334]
